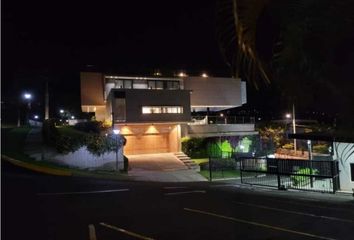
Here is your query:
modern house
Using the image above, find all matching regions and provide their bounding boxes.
[80,72,257,155]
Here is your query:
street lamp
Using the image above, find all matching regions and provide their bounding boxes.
[71,116,75,119]
[113,129,120,171]
[34,115,39,119]
[23,92,32,125]
[60,109,64,114]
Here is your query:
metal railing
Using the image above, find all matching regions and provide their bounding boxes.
[191,116,255,125]
[240,157,340,193]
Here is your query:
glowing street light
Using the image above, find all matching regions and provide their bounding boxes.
[201,73,208,78]
[60,109,64,113]
[34,115,39,119]
[71,116,75,119]
[113,129,120,135]
[285,113,291,119]
[178,71,187,77]
[23,93,32,100]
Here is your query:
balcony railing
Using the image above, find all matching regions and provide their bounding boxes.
[190,116,255,125]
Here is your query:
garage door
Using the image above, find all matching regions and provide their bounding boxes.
[124,134,170,155]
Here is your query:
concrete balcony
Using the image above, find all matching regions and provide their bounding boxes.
[185,117,257,137]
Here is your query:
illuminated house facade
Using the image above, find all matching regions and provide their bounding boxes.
[80,72,256,155]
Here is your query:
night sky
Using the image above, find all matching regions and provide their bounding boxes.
[3,0,353,125]
[3,0,234,120]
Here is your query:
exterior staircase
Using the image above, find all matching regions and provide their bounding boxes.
[174,152,200,171]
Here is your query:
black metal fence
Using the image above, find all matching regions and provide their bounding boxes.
[240,157,340,193]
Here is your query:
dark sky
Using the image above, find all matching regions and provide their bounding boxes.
[3,0,234,119]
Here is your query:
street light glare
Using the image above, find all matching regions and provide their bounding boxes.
[34,115,39,119]
[24,93,32,99]
[201,73,208,78]
[113,129,120,135]
[60,109,64,113]
[71,116,75,119]
[285,113,291,119]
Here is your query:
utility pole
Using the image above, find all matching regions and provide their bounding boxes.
[45,81,49,120]
[292,103,297,153]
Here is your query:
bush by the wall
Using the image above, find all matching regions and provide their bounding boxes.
[291,168,319,186]
[182,137,208,158]
[42,123,123,156]
[74,121,103,134]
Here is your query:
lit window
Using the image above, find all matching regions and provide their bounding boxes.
[142,106,183,114]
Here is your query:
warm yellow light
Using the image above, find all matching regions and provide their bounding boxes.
[178,72,187,77]
[121,126,133,135]
[201,73,208,78]
[145,125,159,134]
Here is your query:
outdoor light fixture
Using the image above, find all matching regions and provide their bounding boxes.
[60,109,64,113]
[220,113,224,117]
[113,129,120,135]
[285,113,291,119]
[178,72,187,77]
[71,116,75,119]
[201,73,208,78]
[34,115,39,119]
[23,93,32,99]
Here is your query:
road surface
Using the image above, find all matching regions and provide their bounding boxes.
[2,161,354,240]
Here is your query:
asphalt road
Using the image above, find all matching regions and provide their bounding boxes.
[2,161,354,240]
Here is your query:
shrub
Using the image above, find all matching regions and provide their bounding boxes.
[282,143,294,150]
[74,121,103,134]
[312,144,329,154]
[182,137,208,158]
[291,168,319,186]
[200,158,237,171]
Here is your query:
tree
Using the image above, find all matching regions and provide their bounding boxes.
[216,0,354,129]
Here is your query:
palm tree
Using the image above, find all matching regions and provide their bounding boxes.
[216,0,354,128]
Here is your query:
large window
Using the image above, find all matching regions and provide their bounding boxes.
[142,106,183,114]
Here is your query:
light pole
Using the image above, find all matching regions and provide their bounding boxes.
[113,129,120,171]
[292,104,297,153]
[23,93,32,125]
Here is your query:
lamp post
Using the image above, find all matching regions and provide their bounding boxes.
[285,105,297,154]
[23,93,32,125]
[113,129,120,171]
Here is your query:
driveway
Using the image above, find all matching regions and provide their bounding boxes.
[126,153,206,182]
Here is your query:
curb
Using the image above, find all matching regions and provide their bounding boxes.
[2,155,72,176]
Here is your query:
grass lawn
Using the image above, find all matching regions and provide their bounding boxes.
[2,126,33,161]
[199,169,241,180]
[192,158,209,165]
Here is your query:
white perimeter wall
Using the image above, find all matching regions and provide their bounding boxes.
[50,146,124,170]
[333,142,354,192]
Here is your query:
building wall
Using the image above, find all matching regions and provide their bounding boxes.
[334,141,354,192]
[110,89,191,123]
[183,77,244,110]
[80,72,106,117]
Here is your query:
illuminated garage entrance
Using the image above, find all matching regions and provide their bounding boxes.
[119,124,181,155]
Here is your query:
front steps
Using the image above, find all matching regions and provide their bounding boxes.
[174,152,200,171]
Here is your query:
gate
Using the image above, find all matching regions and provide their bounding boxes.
[240,157,340,193]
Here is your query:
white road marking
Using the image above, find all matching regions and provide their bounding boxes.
[88,224,97,240]
[163,186,188,189]
[37,189,129,196]
[233,201,354,224]
[184,208,337,240]
[164,190,206,196]
[99,222,155,240]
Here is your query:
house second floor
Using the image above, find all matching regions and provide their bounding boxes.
[80,71,247,123]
